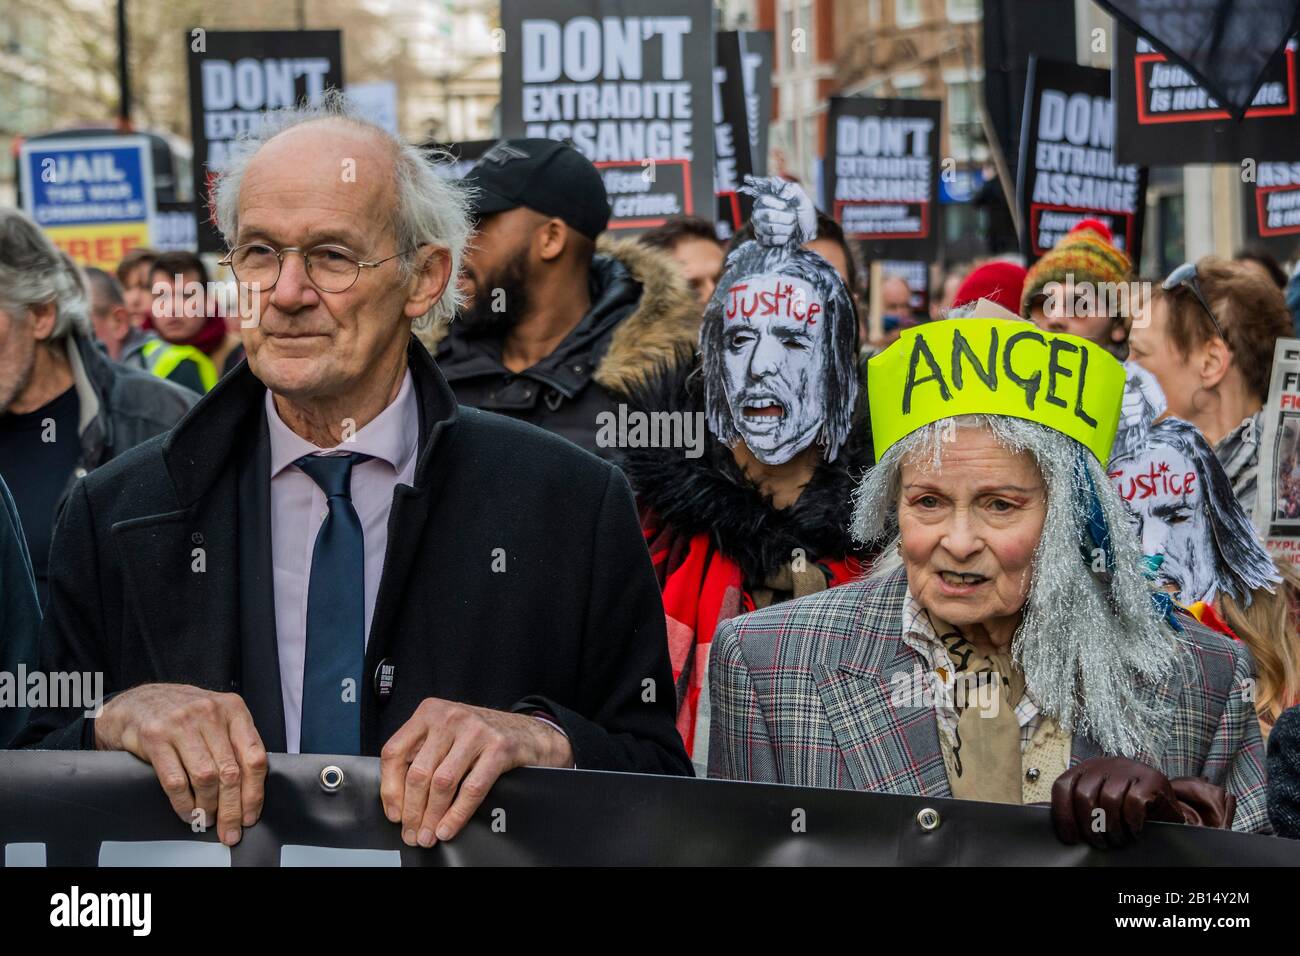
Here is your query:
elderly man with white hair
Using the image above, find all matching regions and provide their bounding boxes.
[16,93,690,848]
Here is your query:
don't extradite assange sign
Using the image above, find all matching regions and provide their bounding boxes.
[186,30,344,251]
[824,96,941,261]
[1018,57,1147,264]
[499,0,715,233]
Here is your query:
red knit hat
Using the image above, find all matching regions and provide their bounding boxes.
[951,261,1029,316]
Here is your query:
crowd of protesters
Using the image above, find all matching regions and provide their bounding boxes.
[3,92,1300,851]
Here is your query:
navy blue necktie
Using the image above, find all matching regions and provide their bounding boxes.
[295,452,372,755]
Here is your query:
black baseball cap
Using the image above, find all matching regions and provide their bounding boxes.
[461,138,610,240]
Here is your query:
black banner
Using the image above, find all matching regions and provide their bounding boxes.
[1094,0,1300,121]
[825,96,941,261]
[1018,57,1148,265]
[499,0,715,234]
[981,0,1079,196]
[1115,28,1300,165]
[2,752,1294,866]
[186,30,344,252]
[714,31,772,239]
[740,31,773,184]
[1244,162,1300,259]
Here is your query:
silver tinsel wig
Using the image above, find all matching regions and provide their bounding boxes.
[852,414,1181,760]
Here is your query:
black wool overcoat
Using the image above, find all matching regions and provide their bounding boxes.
[15,338,691,777]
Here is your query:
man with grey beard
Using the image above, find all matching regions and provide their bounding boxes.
[0,211,194,605]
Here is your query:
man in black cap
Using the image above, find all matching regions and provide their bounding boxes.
[424,138,699,457]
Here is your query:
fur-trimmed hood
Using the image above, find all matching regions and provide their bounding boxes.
[617,357,874,583]
[416,235,700,391]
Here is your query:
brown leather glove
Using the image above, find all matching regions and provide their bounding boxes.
[1051,756,1189,848]
[1170,776,1237,829]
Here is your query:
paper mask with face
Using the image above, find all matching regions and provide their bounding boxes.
[1108,417,1278,605]
[1112,361,1167,461]
[701,177,859,465]
[717,272,830,463]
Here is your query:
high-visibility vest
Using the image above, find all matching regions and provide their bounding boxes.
[141,339,218,392]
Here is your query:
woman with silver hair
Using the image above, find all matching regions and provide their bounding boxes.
[708,317,1271,845]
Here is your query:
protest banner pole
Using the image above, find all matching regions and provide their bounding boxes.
[977,94,1021,241]
[962,34,1021,241]
[116,0,132,128]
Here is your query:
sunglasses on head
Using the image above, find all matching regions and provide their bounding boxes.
[1162,262,1227,342]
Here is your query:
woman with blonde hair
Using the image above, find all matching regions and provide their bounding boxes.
[1219,562,1300,739]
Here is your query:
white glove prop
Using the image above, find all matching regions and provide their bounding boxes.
[741,175,817,248]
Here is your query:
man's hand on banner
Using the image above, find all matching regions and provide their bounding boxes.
[744,175,817,247]
[94,683,268,847]
[379,698,573,847]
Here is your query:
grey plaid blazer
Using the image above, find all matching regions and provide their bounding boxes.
[707,567,1271,834]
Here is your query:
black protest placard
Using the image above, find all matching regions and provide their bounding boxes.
[500,0,715,234]
[880,260,932,316]
[153,200,198,252]
[825,97,941,260]
[186,30,343,252]
[739,31,773,181]
[715,32,757,238]
[1095,0,1300,120]
[1244,163,1300,260]
[1018,57,1147,265]
[1115,28,1300,165]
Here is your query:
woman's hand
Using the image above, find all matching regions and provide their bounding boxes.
[1050,756,1232,848]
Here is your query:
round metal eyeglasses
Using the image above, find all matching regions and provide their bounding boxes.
[219,242,412,293]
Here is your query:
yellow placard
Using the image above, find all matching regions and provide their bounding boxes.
[867,318,1126,462]
[43,222,151,270]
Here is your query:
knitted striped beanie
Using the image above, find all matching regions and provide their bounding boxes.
[1020,219,1133,318]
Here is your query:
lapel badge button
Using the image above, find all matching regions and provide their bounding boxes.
[374,659,395,700]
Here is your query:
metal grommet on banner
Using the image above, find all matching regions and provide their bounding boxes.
[319,765,345,792]
[916,807,941,831]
